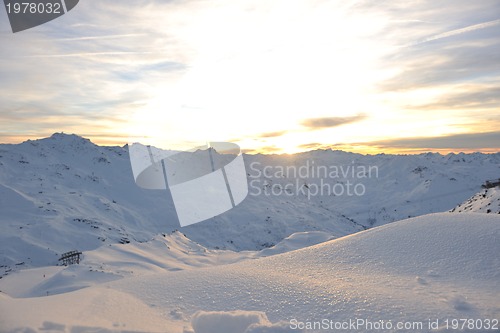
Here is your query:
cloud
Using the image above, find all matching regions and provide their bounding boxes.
[54,33,146,41]
[0,0,191,145]
[376,3,500,93]
[297,142,324,149]
[409,19,500,46]
[257,131,287,138]
[360,131,500,149]
[295,132,500,154]
[379,39,500,92]
[407,85,500,110]
[243,145,282,154]
[23,51,154,58]
[301,115,366,129]
[258,146,283,154]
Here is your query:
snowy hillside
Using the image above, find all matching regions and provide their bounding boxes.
[1,213,499,332]
[0,230,335,299]
[451,187,500,214]
[0,133,499,277]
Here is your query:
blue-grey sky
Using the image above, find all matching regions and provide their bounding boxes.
[0,0,499,153]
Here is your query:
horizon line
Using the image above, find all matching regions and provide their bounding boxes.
[0,132,499,156]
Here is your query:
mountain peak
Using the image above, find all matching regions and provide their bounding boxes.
[34,132,95,148]
[17,133,98,151]
[49,132,90,142]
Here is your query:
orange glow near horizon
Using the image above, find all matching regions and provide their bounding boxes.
[2,132,499,156]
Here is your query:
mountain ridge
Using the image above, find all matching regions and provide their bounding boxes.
[1,133,499,276]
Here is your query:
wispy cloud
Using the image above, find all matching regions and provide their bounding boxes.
[301,115,367,129]
[243,145,282,154]
[54,33,146,41]
[359,131,500,150]
[23,51,154,58]
[257,131,287,138]
[409,19,500,46]
[294,132,500,154]
[378,41,500,93]
[297,142,323,149]
[407,85,500,110]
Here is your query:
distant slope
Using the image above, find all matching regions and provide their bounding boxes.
[1,133,499,275]
[2,213,499,332]
[451,187,500,214]
[0,230,335,298]
[0,231,259,298]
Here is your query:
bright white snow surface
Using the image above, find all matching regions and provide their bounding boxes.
[1,213,499,332]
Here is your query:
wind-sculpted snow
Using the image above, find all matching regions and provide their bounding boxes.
[113,213,500,332]
[189,310,299,333]
[1,213,498,332]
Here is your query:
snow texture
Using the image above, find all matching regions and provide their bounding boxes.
[2,212,498,333]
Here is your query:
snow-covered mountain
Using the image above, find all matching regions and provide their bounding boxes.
[1,133,499,332]
[452,187,500,214]
[1,133,499,276]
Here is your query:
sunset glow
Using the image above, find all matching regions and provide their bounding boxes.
[1,0,499,154]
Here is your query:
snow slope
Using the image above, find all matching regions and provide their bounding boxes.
[1,213,499,332]
[1,133,499,277]
[0,230,334,298]
[452,187,500,214]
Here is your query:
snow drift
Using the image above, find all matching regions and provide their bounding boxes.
[2,213,497,332]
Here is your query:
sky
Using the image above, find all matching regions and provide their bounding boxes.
[0,0,499,154]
